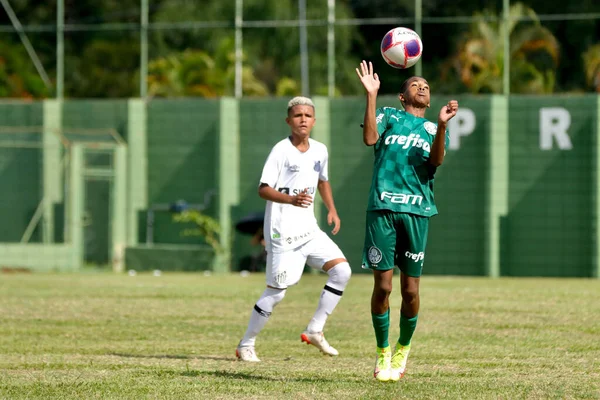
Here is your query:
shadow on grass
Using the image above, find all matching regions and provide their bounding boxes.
[108,352,231,361]
[199,370,337,383]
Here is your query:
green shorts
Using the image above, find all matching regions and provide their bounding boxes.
[361,210,429,277]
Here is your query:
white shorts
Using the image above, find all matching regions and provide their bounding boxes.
[266,230,345,289]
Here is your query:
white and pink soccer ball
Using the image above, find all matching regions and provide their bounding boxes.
[380,27,423,69]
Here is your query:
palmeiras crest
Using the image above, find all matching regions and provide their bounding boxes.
[368,246,383,264]
[424,121,437,135]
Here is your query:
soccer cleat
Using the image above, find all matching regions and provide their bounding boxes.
[236,343,261,362]
[374,346,392,382]
[300,331,339,356]
[390,343,411,381]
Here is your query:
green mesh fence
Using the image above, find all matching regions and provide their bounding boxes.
[505,96,595,277]
[0,97,597,276]
[146,99,220,246]
[232,98,290,270]
[0,103,44,243]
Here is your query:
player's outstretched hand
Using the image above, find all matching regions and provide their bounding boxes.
[438,100,459,123]
[355,60,380,95]
[291,190,313,208]
[327,211,341,235]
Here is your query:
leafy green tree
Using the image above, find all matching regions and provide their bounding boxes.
[442,2,560,94]
[147,37,268,97]
[66,38,140,98]
[0,40,49,98]
[151,0,362,96]
[583,44,600,92]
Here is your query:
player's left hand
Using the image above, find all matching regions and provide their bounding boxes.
[438,100,459,124]
[328,211,341,235]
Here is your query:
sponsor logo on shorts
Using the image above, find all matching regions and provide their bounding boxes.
[405,251,425,262]
[368,246,383,264]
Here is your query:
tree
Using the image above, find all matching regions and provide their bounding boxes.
[583,44,600,92]
[147,37,269,98]
[151,0,362,96]
[443,2,560,94]
[0,40,49,98]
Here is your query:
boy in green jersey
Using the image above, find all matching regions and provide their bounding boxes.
[355,60,459,382]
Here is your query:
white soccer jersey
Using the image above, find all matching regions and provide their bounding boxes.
[260,137,329,253]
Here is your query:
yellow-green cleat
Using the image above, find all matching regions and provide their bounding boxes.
[373,346,392,382]
[390,343,411,381]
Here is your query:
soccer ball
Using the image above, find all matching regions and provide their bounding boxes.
[380,27,423,69]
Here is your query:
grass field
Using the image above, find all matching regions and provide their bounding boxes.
[1,271,599,399]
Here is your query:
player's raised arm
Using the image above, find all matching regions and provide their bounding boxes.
[429,100,458,167]
[356,60,380,146]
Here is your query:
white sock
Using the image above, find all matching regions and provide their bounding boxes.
[306,262,351,333]
[239,287,286,347]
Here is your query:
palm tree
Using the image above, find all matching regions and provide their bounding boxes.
[583,44,600,92]
[449,2,559,94]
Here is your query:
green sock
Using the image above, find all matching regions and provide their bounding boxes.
[371,309,390,348]
[398,313,418,346]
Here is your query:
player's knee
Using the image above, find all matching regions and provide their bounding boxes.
[257,287,287,312]
[375,280,393,297]
[400,284,419,302]
[327,261,351,289]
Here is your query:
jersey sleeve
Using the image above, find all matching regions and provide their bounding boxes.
[259,147,282,188]
[375,107,389,135]
[445,127,451,149]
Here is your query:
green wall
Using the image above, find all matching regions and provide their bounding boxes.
[0,102,44,242]
[504,97,595,277]
[0,96,598,277]
[146,99,220,245]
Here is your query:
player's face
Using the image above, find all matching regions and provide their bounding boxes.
[400,77,430,108]
[286,105,315,138]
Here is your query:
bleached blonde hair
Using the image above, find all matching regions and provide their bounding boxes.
[287,96,314,113]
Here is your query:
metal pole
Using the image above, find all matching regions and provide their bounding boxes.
[327,0,335,97]
[56,0,64,98]
[414,0,422,77]
[503,0,510,95]
[235,0,243,98]
[140,0,148,98]
[299,0,309,96]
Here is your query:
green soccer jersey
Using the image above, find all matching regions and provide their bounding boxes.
[366,106,450,217]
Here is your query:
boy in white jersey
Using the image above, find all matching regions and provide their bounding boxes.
[236,96,352,362]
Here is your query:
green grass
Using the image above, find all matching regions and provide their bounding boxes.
[1,272,599,399]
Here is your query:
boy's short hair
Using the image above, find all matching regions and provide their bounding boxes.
[287,96,314,113]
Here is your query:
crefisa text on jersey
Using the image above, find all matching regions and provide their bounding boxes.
[384,133,431,152]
